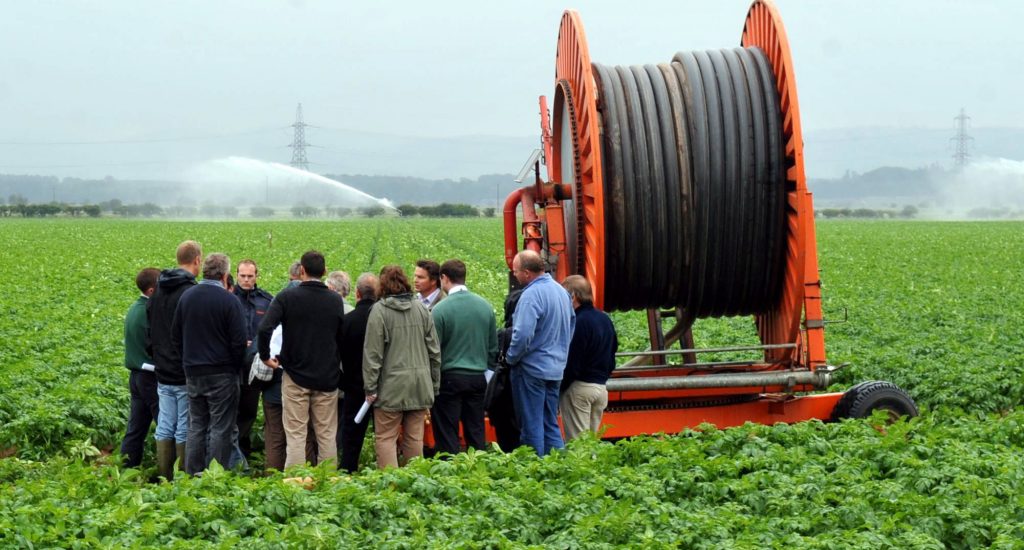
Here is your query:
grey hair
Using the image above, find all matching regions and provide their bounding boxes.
[326,270,352,297]
[288,261,302,279]
[203,253,231,281]
[356,272,379,300]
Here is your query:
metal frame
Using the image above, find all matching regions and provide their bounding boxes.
[499,0,836,436]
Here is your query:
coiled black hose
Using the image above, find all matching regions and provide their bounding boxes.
[593,47,786,316]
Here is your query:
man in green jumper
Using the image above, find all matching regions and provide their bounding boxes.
[430,259,498,455]
[120,267,161,468]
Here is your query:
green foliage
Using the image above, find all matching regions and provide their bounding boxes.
[0,218,1023,546]
[1,416,1023,547]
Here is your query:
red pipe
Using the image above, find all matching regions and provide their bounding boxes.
[503,188,524,269]
[503,186,543,269]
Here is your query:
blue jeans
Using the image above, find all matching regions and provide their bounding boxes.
[185,373,239,474]
[510,368,564,456]
[227,424,248,471]
[155,383,190,443]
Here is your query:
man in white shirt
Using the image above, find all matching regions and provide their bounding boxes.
[413,259,446,311]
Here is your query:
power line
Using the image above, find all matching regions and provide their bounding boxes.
[0,127,285,146]
[0,160,179,169]
[807,127,951,143]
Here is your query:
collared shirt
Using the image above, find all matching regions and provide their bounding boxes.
[446,284,468,295]
[505,273,575,381]
[417,287,441,308]
[199,279,225,289]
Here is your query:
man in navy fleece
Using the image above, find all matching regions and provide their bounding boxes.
[172,253,248,474]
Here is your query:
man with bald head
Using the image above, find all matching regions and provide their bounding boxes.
[504,250,575,456]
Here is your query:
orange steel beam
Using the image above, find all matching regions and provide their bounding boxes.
[598,392,844,438]
[543,202,571,281]
[422,392,844,449]
[539,95,553,177]
[802,191,827,368]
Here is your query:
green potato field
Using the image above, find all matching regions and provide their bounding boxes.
[1,218,1023,548]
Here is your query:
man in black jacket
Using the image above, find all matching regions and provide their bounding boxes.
[337,272,378,472]
[232,259,274,459]
[147,240,201,481]
[173,253,248,474]
[258,250,346,469]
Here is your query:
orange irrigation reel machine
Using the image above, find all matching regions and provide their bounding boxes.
[502,0,917,437]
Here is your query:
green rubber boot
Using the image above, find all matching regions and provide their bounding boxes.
[156,439,176,482]
[175,442,187,474]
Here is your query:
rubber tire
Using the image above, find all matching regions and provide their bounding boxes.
[830,381,919,422]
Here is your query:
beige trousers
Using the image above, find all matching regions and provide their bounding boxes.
[373,408,427,469]
[282,372,338,469]
[559,381,608,441]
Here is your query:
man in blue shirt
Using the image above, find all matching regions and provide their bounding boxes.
[504,250,575,456]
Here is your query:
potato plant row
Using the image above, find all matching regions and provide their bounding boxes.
[0,218,1023,547]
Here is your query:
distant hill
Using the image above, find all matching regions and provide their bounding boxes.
[803,126,1024,178]
[809,166,942,206]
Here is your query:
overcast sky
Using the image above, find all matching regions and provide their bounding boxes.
[1,0,1021,179]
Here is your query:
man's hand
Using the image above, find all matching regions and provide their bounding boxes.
[263,357,280,369]
[365,393,377,404]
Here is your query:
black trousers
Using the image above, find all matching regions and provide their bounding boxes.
[431,372,487,455]
[120,369,160,467]
[488,378,520,453]
[185,373,240,474]
[236,378,268,457]
[337,389,370,473]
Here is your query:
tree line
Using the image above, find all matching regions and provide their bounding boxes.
[1,199,498,219]
[816,206,919,219]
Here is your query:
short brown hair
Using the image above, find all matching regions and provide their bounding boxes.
[136,267,160,294]
[440,259,467,285]
[176,240,202,265]
[562,275,593,305]
[415,259,440,284]
[237,259,258,275]
[379,265,412,296]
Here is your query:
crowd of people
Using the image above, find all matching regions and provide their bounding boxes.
[120,240,619,478]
